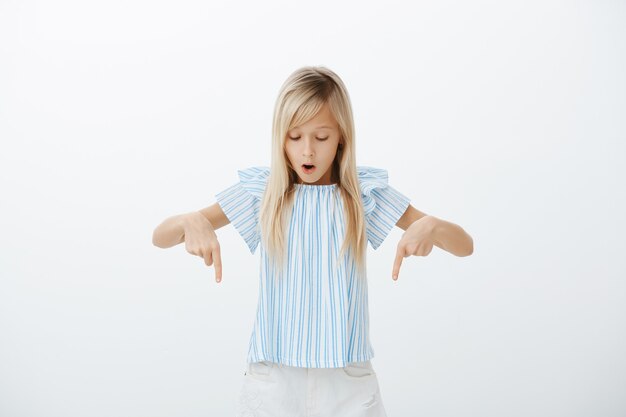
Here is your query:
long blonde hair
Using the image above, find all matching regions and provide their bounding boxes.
[259,66,367,276]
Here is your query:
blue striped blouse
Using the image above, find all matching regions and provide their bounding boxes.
[215,166,411,368]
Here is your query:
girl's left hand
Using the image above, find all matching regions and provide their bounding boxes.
[392,216,435,281]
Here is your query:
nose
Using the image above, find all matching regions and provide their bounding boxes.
[302,136,314,157]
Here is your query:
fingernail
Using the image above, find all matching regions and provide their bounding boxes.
[392,275,398,280]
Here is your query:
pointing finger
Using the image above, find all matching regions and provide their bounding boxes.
[213,246,222,283]
[392,245,405,281]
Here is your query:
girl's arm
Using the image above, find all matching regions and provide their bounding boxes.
[392,210,473,280]
[396,204,429,230]
[152,202,230,248]
[428,216,473,256]
[396,204,473,256]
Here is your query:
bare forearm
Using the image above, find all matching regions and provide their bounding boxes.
[152,213,189,248]
[427,216,473,257]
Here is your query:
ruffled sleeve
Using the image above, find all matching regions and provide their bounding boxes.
[358,166,411,250]
[214,166,270,254]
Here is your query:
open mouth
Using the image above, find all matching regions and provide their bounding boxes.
[302,164,316,173]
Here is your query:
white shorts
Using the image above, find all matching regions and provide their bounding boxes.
[235,359,388,417]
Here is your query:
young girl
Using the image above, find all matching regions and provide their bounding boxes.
[153,66,473,417]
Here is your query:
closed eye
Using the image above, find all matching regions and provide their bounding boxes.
[288,136,329,141]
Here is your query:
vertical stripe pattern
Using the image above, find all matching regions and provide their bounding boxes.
[214,166,411,368]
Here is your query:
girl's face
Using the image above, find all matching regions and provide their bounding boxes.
[284,103,342,185]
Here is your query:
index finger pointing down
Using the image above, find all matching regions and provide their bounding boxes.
[213,246,222,283]
[392,247,405,280]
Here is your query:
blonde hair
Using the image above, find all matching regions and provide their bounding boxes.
[259,66,368,277]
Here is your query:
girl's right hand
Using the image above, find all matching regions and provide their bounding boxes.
[182,211,223,283]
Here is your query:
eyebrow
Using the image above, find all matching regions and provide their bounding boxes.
[291,125,334,131]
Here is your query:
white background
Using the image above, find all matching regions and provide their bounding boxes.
[1,0,625,416]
